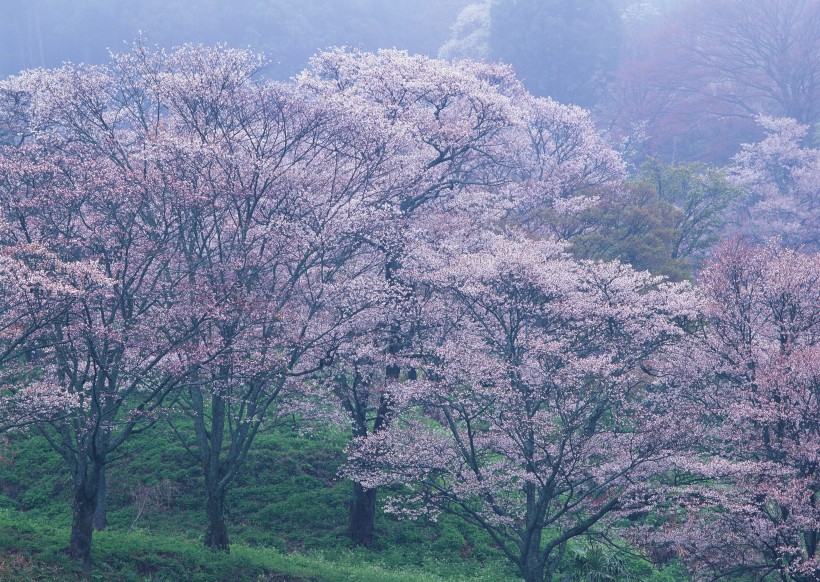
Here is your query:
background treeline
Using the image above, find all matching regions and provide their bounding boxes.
[2,0,817,164]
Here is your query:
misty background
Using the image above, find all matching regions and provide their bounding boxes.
[0,0,469,80]
[1,0,817,162]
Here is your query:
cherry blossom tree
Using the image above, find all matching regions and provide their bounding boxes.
[75,43,409,552]
[297,48,625,546]
[0,130,205,570]
[346,232,700,582]
[0,46,258,565]
[730,117,820,250]
[296,48,522,546]
[0,232,103,432]
[650,240,820,580]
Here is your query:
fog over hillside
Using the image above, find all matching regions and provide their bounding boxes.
[0,0,470,80]
[4,0,814,163]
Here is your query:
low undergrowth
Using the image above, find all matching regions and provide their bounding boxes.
[0,423,683,581]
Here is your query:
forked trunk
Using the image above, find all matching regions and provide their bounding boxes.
[348,481,378,547]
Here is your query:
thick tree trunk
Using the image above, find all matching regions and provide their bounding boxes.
[92,466,107,531]
[519,553,548,582]
[204,486,229,552]
[69,494,94,570]
[348,481,378,547]
[346,392,392,547]
[519,498,548,582]
[68,465,101,571]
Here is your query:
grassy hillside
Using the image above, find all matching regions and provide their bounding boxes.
[0,422,684,581]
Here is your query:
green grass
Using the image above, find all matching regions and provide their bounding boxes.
[0,509,510,581]
[0,422,684,581]
[0,423,517,580]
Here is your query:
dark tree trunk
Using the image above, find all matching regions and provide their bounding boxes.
[204,486,229,552]
[346,392,392,546]
[92,466,107,531]
[190,384,234,553]
[68,463,101,572]
[519,493,548,582]
[520,549,551,582]
[69,493,94,570]
[348,481,378,547]
[520,547,548,582]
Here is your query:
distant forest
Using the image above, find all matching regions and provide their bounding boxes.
[2,0,816,163]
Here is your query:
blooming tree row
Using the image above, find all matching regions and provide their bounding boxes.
[0,43,626,565]
[0,44,817,582]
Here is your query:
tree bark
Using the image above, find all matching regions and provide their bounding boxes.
[68,462,102,572]
[348,481,378,547]
[520,539,547,582]
[92,466,107,531]
[69,493,94,571]
[519,494,549,582]
[204,485,229,552]
[521,556,548,582]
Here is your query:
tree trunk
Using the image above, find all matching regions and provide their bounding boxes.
[68,466,100,572]
[204,486,229,552]
[92,466,107,531]
[519,502,548,582]
[347,392,392,547]
[521,560,547,582]
[348,481,378,547]
[69,493,94,570]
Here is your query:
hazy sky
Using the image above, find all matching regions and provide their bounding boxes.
[0,0,470,79]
